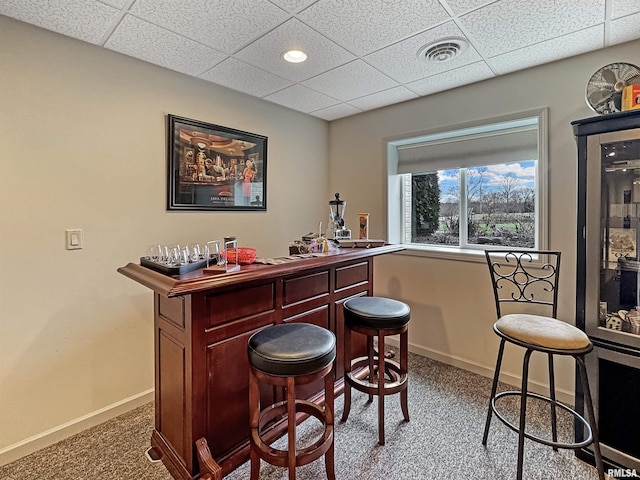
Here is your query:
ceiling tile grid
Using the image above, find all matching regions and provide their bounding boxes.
[347,86,419,111]
[128,0,290,54]
[297,0,451,56]
[0,0,119,44]
[105,15,227,77]
[301,60,400,101]
[200,57,293,98]
[264,84,340,112]
[311,103,363,121]
[610,11,640,45]
[611,0,640,19]
[364,21,483,84]
[3,0,640,120]
[487,25,605,75]
[269,0,318,13]
[406,61,495,96]
[234,18,356,82]
[457,0,606,57]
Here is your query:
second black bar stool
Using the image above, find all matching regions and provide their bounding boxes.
[341,296,410,445]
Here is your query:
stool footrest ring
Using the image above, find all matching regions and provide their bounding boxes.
[252,399,333,468]
[492,390,593,450]
[345,356,407,396]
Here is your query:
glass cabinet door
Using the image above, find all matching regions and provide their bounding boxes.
[585,127,640,347]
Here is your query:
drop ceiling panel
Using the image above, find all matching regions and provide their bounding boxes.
[269,0,318,14]
[0,0,119,44]
[101,0,130,8]
[200,58,293,98]
[105,15,227,77]
[348,87,419,111]
[298,0,450,56]
[3,0,640,120]
[302,60,400,102]
[235,18,356,82]
[441,0,497,14]
[611,0,640,19]
[459,0,606,57]
[129,0,289,54]
[610,12,640,45]
[488,25,604,75]
[365,22,482,84]
[312,103,363,121]
[406,61,494,96]
[264,84,340,112]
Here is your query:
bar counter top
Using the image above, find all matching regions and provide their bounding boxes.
[118,244,403,298]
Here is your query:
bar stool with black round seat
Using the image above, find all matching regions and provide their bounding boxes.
[341,296,410,445]
[248,322,336,480]
[482,250,605,480]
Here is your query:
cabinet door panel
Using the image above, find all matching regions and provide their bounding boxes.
[158,330,187,462]
[205,329,273,458]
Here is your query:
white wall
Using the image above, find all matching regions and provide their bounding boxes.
[0,16,329,463]
[330,40,640,399]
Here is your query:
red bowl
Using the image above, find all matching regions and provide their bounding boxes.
[223,247,256,265]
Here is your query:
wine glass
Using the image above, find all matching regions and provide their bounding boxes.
[205,240,220,267]
[146,245,162,263]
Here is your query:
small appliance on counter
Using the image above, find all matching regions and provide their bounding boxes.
[327,193,351,240]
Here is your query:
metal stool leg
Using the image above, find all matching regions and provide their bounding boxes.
[483,339,506,445]
[516,349,533,480]
[548,353,559,451]
[576,356,605,480]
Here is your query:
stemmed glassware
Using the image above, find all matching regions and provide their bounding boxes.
[145,241,222,267]
[205,241,221,267]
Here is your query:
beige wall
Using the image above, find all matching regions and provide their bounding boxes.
[0,16,329,462]
[3,11,640,466]
[329,39,640,399]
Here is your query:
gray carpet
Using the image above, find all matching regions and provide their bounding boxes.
[0,353,606,480]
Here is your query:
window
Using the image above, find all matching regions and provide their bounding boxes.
[387,109,547,256]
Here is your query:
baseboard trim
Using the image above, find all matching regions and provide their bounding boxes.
[385,339,575,405]
[0,389,154,467]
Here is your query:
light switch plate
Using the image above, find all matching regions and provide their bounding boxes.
[65,229,83,250]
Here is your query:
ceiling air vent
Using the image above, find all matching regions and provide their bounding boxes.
[417,37,468,63]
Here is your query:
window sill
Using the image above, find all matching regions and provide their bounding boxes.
[394,244,489,263]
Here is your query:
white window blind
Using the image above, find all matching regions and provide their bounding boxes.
[396,119,538,174]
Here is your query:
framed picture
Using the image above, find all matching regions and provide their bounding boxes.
[607,228,637,263]
[167,114,267,211]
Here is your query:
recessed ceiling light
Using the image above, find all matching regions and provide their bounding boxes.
[417,37,468,63]
[283,50,307,63]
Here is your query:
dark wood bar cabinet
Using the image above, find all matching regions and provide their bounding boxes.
[118,245,401,479]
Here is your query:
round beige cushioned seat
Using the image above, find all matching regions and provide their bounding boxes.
[495,314,590,350]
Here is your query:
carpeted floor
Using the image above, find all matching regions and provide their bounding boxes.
[0,353,607,480]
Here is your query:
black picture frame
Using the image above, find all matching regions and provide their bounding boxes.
[167,114,267,211]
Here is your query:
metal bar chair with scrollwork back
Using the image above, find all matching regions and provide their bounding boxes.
[482,250,605,480]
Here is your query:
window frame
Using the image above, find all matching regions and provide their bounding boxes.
[386,108,548,262]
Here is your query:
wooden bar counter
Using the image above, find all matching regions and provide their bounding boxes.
[118,244,402,480]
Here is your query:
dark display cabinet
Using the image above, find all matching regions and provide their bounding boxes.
[573,110,640,475]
